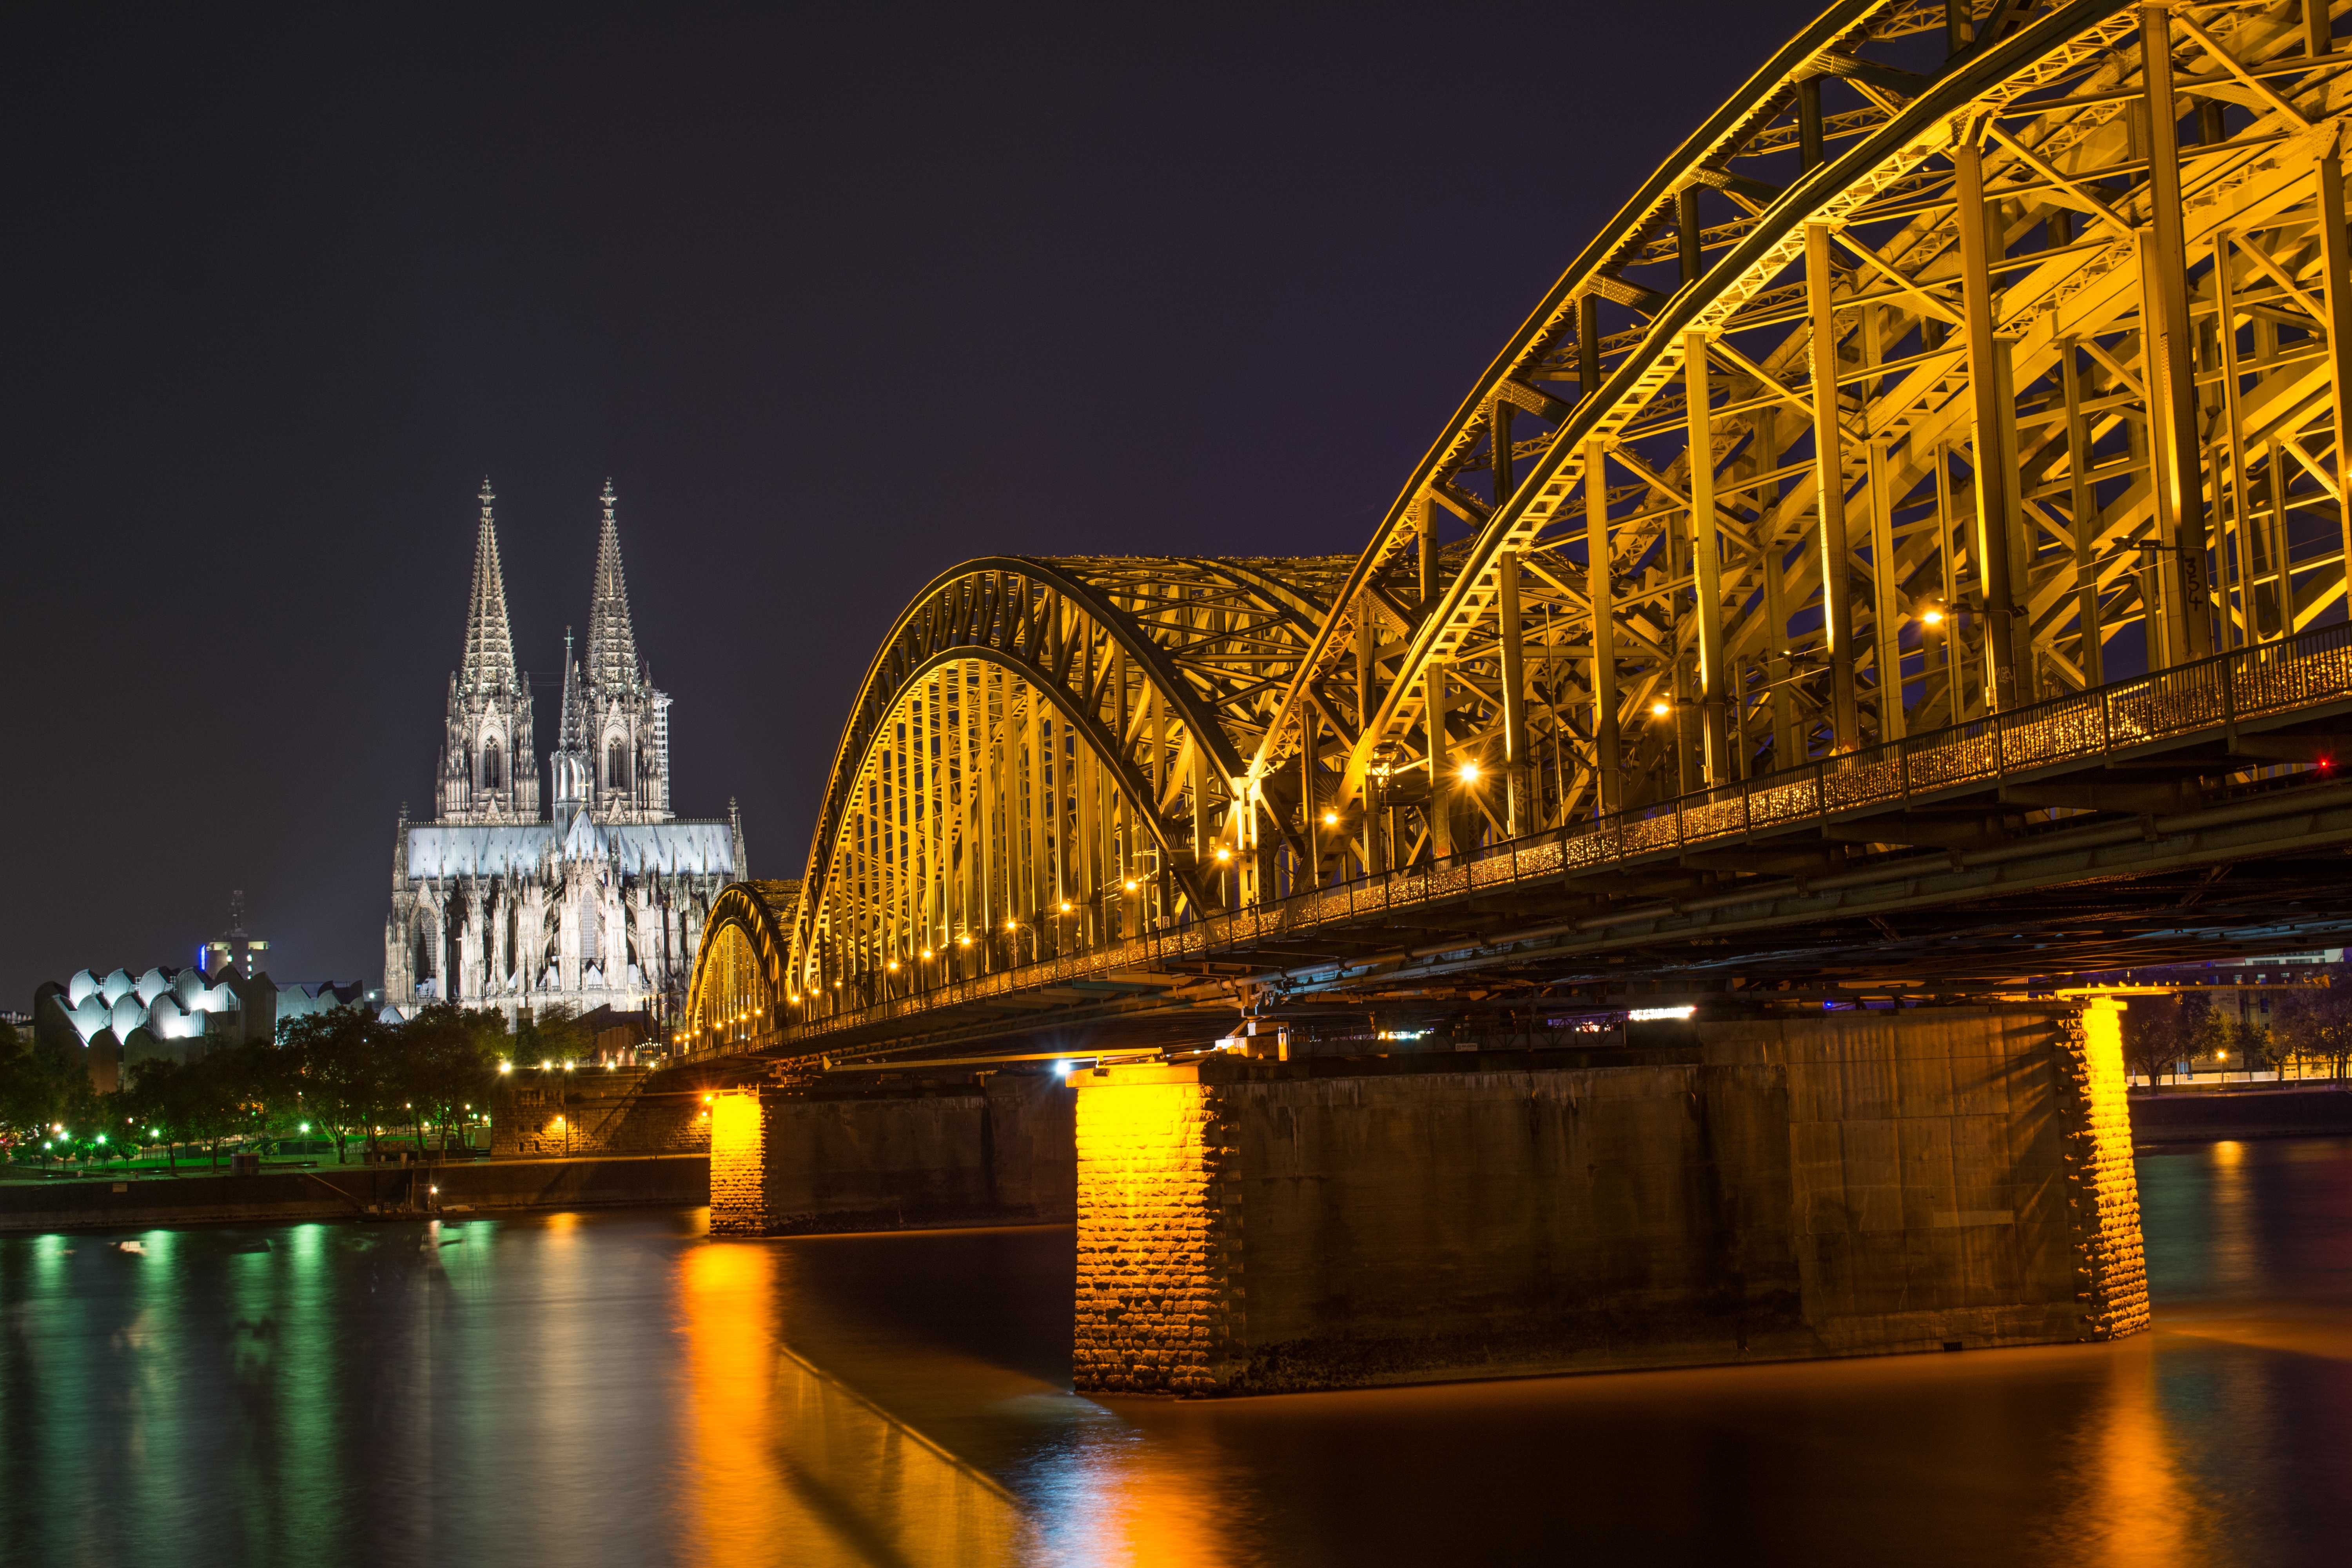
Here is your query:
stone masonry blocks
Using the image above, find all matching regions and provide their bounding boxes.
[1073,1004,2149,1396]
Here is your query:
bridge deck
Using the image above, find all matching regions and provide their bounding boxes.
[702,616,2352,1069]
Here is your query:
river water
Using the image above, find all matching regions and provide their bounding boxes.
[3,1138,2347,1567]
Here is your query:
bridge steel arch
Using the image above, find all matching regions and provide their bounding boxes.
[1248,0,2352,875]
[742,554,1350,1026]
[680,879,799,1049]
[684,0,2352,1061]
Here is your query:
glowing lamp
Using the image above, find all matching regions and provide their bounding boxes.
[1921,608,1945,626]
[1457,761,1481,783]
[1322,811,1338,826]
[1650,701,1671,717]
[1215,847,1232,862]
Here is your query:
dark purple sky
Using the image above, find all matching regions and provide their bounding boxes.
[2,2,1791,1000]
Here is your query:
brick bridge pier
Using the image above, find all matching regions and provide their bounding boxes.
[708,1000,2146,1394]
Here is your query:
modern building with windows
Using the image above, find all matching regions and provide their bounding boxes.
[382,480,743,1023]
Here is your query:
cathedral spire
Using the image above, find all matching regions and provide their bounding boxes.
[459,478,518,696]
[558,625,580,750]
[583,479,641,696]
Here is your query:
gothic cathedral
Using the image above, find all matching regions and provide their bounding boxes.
[384,481,743,1022]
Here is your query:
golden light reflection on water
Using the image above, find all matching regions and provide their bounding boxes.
[6,1144,2345,1568]
[1035,1420,1240,1568]
[676,1240,1028,1567]
[2035,1340,2207,1568]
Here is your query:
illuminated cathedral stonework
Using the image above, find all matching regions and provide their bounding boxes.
[385,480,743,1021]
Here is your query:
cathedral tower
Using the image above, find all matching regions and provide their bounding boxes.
[552,480,671,824]
[437,480,539,822]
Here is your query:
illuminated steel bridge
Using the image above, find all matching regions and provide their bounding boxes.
[687,0,2352,1067]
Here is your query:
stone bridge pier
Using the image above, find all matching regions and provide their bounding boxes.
[705,1003,2145,1393]
[1071,1003,2146,1395]
[709,1065,1075,1236]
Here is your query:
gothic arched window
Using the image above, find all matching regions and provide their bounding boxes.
[607,739,630,790]
[482,738,503,791]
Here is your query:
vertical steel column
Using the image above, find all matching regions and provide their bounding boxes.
[1805,223,1861,751]
[1492,400,1515,505]
[1151,682,1166,807]
[1759,407,1798,759]
[2265,437,2290,638]
[1861,306,1904,741]
[961,661,978,951]
[2316,146,2352,608]
[980,665,998,964]
[1189,727,1210,897]
[1418,496,1438,606]
[1678,187,1703,287]
[2060,341,2105,683]
[1354,591,1377,870]
[1683,331,1729,778]
[1078,722,1098,944]
[1585,445,1621,811]
[1426,658,1452,859]
[1301,721,1320,889]
[1025,685,1044,927]
[2215,230,2254,647]
[2142,5,2215,662]
[1955,143,2025,711]
[1578,293,1602,403]
[1498,548,1528,831]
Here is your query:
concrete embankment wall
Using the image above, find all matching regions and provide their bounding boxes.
[494,1065,713,1158]
[710,1068,1074,1235]
[0,1154,708,1234]
[2129,1084,2352,1142]
[1073,1004,2146,1396]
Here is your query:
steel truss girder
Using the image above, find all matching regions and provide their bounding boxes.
[687,0,2352,1056]
[775,553,1349,1017]
[1252,0,2352,879]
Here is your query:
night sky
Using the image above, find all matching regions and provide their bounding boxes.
[3,3,1791,1002]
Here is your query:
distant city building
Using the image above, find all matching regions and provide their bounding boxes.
[383,480,742,1023]
[200,888,270,978]
[32,965,369,1091]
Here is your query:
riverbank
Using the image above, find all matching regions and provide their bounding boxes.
[2129,1082,2352,1144]
[0,1152,708,1234]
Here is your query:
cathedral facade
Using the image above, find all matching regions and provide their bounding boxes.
[384,481,743,1022]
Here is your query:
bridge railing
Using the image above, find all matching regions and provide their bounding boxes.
[752,617,2351,1056]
